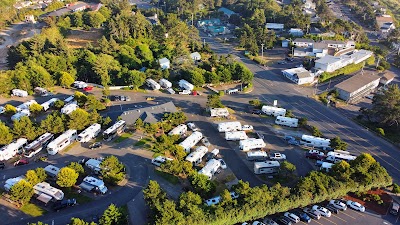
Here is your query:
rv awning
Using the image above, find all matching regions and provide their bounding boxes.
[37,193,52,204]
[79,182,94,192]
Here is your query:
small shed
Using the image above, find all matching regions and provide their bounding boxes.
[380,73,394,85]
[190,52,201,61]
[282,39,290,48]
[158,57,170,70]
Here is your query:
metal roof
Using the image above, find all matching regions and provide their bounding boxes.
[120,102,178,125]
[335,73,381,94]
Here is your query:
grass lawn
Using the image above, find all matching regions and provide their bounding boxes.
[20,203,47,217]
[114,133,132,143]
[64,190,93,204]
[62,142,78,154]
[154,169,179,185]
[134,139,147,146]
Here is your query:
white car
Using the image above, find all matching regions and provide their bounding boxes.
[187,122,199,131]
[252,221,265,225]
[347,200,365,212]
[0,106,4,114]
[312,205,331,217]
[329,200,347,210]
[284,212,300,223]
[241,125,254,131]
[218,159,227,169]
[151,156,173,167]
[270,153,286,160]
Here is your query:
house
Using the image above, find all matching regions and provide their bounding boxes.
[323,40,346,49]
[190,52,201,61]
[47,8,71,17]
[119,102,178,125]
[68,2,89,12]
[289,28,304,37]
[312,42,329,57]
[197,18,221,27]
[158,58,170,69]
[293,38,314,47]
[379,73,395,86]
[218,7,236,18]
[350,49,373,64]
[266,23,284,31]
[335,73,381,103]
[293,48,313,57]
[282,67,315,85]
[376,15,396,35]
[314,55,350,72]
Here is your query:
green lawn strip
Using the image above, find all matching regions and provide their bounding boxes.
[114,133,133,143]
[154,169,179,185]
[64,189,93,204]
[20,203,47,217]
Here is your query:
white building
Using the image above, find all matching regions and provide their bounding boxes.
[198,158,221,179]
[265,23,284,30]
[179,131,203,152]
[190,52,201,61]
[335,72,381,103]
[282,67,314,85]
[293,38,314,48]
[289,28,304,37]
[158,57,170,70]
[210,108,230,117]
[315,50,373,72]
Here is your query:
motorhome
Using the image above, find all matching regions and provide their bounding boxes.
[217,121,242,132]
[146,78,161,90]
[275,116,299,128]
[239,138,266,151]
[326,150,356,163]
[261,105,286,117]
[179,131,203,152]
[198,158,221,180]
[179,79,194,91]
[159,79,172,88]
[205,192,239,206]
[79,176,108,194]
[64,95,74,104]
[33,182,64,201]
[24,133,54,158]
[85,159,102,174]
[12,89,28,97]
[254,161,280,174]
[41,98,58,111]
[210,108,230,117]
[16,100,37,112]
[301,135,331,149]
[168,124,188,137]
[320,162,334,172]
[4,176,25,191]
[73,81,88,89]
[44,165,60,178]
[11,110,30,121]
[225,131,248,141]
[47,130,77,155]
[0,138,28,161]
[246,151,269,161]
[77,123,101,143]
[103,120,126,141]
[61,103,78,115]
[185,146,208,165]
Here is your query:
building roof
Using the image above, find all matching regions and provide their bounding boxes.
[335,73,381,94]
[323,40,346,45]
[68,2,88,10]
[313,42,328,49]
[218,7,236,16]
[266,23,284,29]
[158,57,170,64]
[283,67,312,78]
[315,55,345,65]
[376,15,394,24]
[47,8,70,17]
[294,38,314,43]
[120,102,178,125]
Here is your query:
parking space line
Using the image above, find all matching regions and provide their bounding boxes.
[320,217,338,225]
[351,210,365,217]
[340,211,356,219]
[332,214,347,223]
[311,219,324,225]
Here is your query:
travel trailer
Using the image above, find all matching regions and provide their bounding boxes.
[0,138,28,161]
[239,138,266,151]
[11,110,30,121]
[61,103,78,115]
[24,133,54,158]
[16,100,37,112]
[179,79,194,91]
[225,131,248,141]
[159,79,172,88]
[146,79,161,90]
[168,124,188,137]
[210,108,230,117]
[254,161,280,174]
[217,121,242,132]
[33,182,64,201]
[79,176,108,194]
[11,89,28,97]
[261,105,286,117]
[326,150,356,163]
[47,130,77,155]
[185,146,208,165]
[246,151,269,161]
[85,159,102,174]
[179,131,203,152]
[301,134,331,149]
[275,116,299,128]
[44,165,60,178]
[41,98,58,111]
[198,159,221,179]
[103,120,126,141]
[77,123,101,143]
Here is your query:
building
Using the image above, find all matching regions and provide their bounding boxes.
[282,39,290,48]
[207,26,228,35]
[282,67,315,85]
[266,23,284,30]
[376,15,396,35]
[314,50,373,72]
[190,52,201,61]
[158,57,170,69]
[379,73,395,86]
[218,7,236,18]
[69,2,89,12]
[289,28,304,37]
[293,38,314,48]
[119,102,178,125]
[335,73,381,103]
[312,42,329,57]
[197,18,221,27]
[350,49,373,64]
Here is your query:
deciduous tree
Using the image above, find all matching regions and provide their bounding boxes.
[0,121,13,145]
[68,109,90,130]
[68,162,85,175]
[13,116,38,140]
[10,180,34,205]
[57,167,79,188]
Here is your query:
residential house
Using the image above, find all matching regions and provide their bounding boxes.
[218,7,237,18]
[68,2,89,12]
[197,18,221,27]
[266,23,284,31]
[282,39,290,48]
[293,38,314,48]
[323,40,346,49]
[289,28,304,37]
[376,15,396,36]
[312,42,329,57]
[335,73,381,103]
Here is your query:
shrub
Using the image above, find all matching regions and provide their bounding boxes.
[376,128,385,136]
[392,183,400,194]
[299,118,308,127]
[311,126,323,137]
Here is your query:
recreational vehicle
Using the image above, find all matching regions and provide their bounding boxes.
[4,176,25,191]
[85,159,102,174]
[320,162,334,172]
[11,110,30,121]
[146,79,161,90]
[77,123,101,143]
[326,150,356,163]
[16,100,37,111]
[79,176,108,194]
[41,98,58,111]
[179,79,194,91]
[64,95,74,104]
[185,146,208,165]
[73,81,88,89]
[301,135,331,149]
[198,158,221,180]
[239,138,266,151]
[254,161,280,174]
[275,116,299,128]
[12,89,28,97]
[166,88,175,94]
[210,108,230,117]
[179,131,203,152]
[33,182,64,200]
[0,138,28,161]
[103,120,126,141]
[44,165,60,178]
[217,121,242,132]
[47,130,77,155]
[24,133,54,158]
[261,105,286,117]
[159,79,172,88]
[61,103,78,115]
[225,131,248,141]
[246,151,269,161]
[168,124,188,137]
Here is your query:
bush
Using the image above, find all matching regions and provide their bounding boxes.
[311,126,323,137]
[249,99,261,107]
[376,128,385,136]
[299,118,308,127]
[392,183,400,194]
[219,90,225,96]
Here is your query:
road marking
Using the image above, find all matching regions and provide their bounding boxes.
[321,216,338,225]
[311,219,324,225]
[331,214,347,223]
[351,210,365,217]
[340,211,356,219]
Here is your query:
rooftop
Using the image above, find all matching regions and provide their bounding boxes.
[283,67,310,75]
[294,38,314,43]
[315,55,347,65]
[120,101,178,125]
[313,42,328,49]
[335,73,381,93]
[218,7,236,16]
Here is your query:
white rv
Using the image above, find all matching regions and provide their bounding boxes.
[11,110,30,121]
[210,108,230,117]
[168,124,188,137]
[326,150,356,163]
[12,89,28,97]
[198,158,221,180]
[0,138,28,161]
[225,131,248,141]
[24,133,54,158]
[64,95,75,104]
[246,151,268,161]
[166,88,176,94]
[261,105,286,117]
[41,98,58,111]
[79,176,108,194]
[77,123,101,143]
[16,100,37,112]
[103,120,126,141]
[301,135,331,149]
[33,182,64,200]
[185,146,208,165]
[44,165,60,178]
[320,162,334,172]
[275,116,299,128]
[4,176,25,191]
[159,79,172,88]
[61,103,78,115]
[73,81,88,89]
[239,138,266,151]
[47,129,77,155]
[217,121,242,133]
[85,159,102,174]
[179,131,203,152]
[146,78,161,90]
[254,161,280,174]
[179,79,194,91]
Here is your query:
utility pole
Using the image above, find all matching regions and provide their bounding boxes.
[191,13,194,27]
[376,57,380,69]
[261,43,264,59]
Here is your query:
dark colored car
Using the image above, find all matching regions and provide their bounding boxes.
[294,211,311,223]
[53,198,77,211]
[277,217,292,225]
[14,159,29,166]
[0,162,5,169]
[325,204,339,214]
[89,142,102,149]
[285,57,294,62]
[306,152,326,160]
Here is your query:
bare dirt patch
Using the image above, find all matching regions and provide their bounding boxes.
[345,189,392,215]
[66,28,104,49]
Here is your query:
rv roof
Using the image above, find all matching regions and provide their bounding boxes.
[254,161,280,169]
[83,176,105,186]
[247,151,268,157]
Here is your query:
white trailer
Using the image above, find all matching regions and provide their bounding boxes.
[261,105,286,117]
[159,78,172,88]
[103,120,126,141]
[166,88,175,94]
[64,95,74,104]
[185,146,208,165]
[217,121,242,132]
[239,138,266,151]
[24,133,54,158]
[47,129,77,155]
[301,134,331,149]
[179,131,203,152]
[41,98,58,111]
[12,89,28,97]
[146,79,161,90]
[168,124,187,137]
[77,123,101,143]
[210,108,230,117]
[79,176,108,194]
[61,103,78,115]
[320,162,334,172]
[246,151,268,161]
[85,159,102,174]
[4,176,25,191]
[254,161,280,174]
[33,182,64,200]
[44,165,60,178]
[199,158,221,180]
[11,110,30,121]
[225,131,248,141]
[73,81,88,89]
[16,100,37,112]
[275,116,299,128]
[179,79,194,91]
[0,138,28,161]
[326,150,356,163]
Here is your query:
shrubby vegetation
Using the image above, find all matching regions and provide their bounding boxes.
[100,155,126,185]
[319,56,375,82]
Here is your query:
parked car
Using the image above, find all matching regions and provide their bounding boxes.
[346,200,365,212]
[187,122,199,131]
[151,156,173,167]
[325,204,339,214]
[89,142,102,149]
[293,211,311,223]
[329,200,347,210]
[206,149,220,161]
[0,162,5,169]
[218,159,227,169]
[252,221,266,225]
[277,217,292,225]
[270,153,286,160]
[283,212,300,223]
[305,152,326,160]
[250,108,263,114]
[201,137,211,147]
[303,208,321,220]
[241,125,254,131]
[110,95,130,101]
[312,205,331,217]
[263,218,279,225]
[14,159,29,166]
[53,198,77,211]
[390,202,400,215]
[83,86,93,91]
